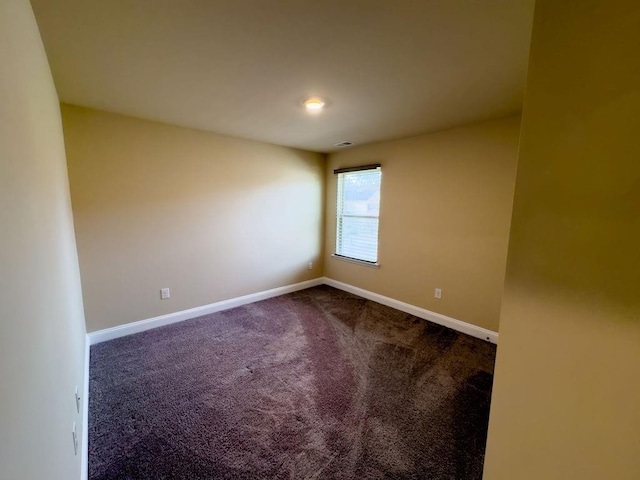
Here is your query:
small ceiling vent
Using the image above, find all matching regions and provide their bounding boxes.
[334,141,355,148]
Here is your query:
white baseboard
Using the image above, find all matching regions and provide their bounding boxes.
[322,277,498,344]
[81,336,90,480]
[87,276,497,346]
[87,278,325,345]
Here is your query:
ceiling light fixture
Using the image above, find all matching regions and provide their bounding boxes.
[303,97,326,112]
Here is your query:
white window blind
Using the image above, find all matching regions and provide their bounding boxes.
[335,165,381,264]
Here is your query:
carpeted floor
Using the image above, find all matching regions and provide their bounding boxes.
[88,285,496,479]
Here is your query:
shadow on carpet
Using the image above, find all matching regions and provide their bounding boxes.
[88,285,496,479]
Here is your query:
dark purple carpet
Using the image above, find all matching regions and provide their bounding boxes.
[88,285,496,479]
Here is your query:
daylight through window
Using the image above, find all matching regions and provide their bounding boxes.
[335,164,381,264]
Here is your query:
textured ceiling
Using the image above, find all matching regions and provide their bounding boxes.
[31,0,535,153]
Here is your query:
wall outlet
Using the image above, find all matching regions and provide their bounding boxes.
[160,288,170,300]
[308,261,313,270]
[434,288,442,299]
[75,386,80,414]
[72,422,78,456]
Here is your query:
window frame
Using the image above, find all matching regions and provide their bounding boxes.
[333,164,382,268]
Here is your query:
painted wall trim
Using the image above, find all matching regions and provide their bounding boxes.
[87,278,325,345]
[81,337,89,480]
[87,276,497,346]
[323,277,499,343]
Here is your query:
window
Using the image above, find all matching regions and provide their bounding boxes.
[334,164,382,266]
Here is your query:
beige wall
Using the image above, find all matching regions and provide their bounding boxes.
[484,1,640,479]
[324,117,520,332]
[62,105,325,332]
[0,1,87,479]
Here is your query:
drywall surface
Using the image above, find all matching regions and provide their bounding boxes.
[484,1,640,479]
[62,105,325,332]
[0,1,87,479]
[324,117,520,332]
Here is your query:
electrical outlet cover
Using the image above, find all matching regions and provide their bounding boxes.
[75,386,81,414]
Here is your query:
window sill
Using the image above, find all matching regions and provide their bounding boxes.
[331,254,380,269]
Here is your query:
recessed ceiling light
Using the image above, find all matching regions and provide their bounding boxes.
[303,97,326,112]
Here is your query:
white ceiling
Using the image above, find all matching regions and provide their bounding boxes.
[31,0,535,153]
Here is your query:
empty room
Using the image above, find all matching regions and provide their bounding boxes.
[1,0,639,479]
